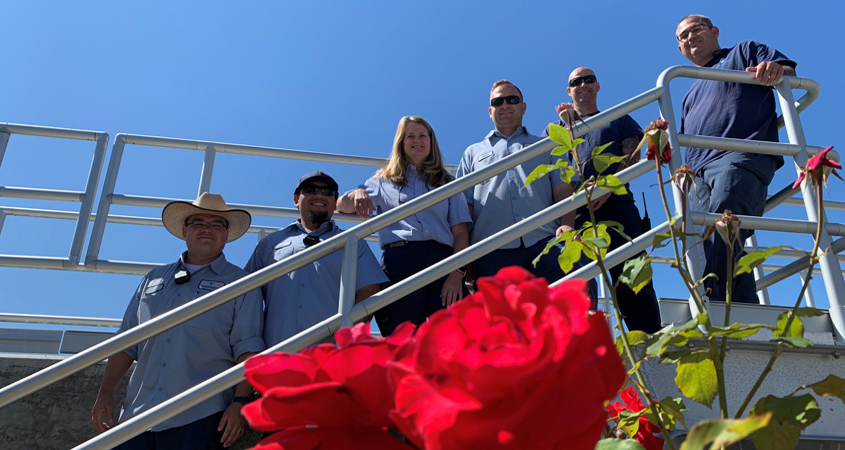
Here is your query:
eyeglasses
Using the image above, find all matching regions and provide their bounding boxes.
[185,220,228,231]
[300,186,337,196]
[568,75,597,88]
[677,23,711,42]
[490,95,521,107]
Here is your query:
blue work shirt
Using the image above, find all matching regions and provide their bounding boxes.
[244,220,387,346]
[358,166,471,248]
[457,127,567,248]
[117,252,265,431]
[681,40,795,174]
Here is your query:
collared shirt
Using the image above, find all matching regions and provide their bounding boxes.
[117,252,265,431]
[244,220,387,346]
[457,126,566,248]
[358,166,471,248]
[681,40,795,173]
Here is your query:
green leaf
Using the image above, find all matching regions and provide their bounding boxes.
[795,307,826,317]
[615,409,644,437]
[653,232,673,249]
[656,397,688,431]
[595,174,629,196]
[734,245,787,276]
[770,336,814,348]
[591,141,614,158]
[645,314,707,357]
[706,323,772,339]
[586,237,610,249]
[551,145,569,156]
[805,374,845,404]
[592,153,627,175]
[594,439,646,450]
[523,159,570,189]
[679,414,772,450]
[774,311,804,338]
[557,240,584,273]
[616,330,648,356]
[619,255,654,294]
[548,123,573,148]
[559,164,577,183]
[749,394,821,450]
[659,348,694,364]
[602,220,632,242]
[675,350,717,408]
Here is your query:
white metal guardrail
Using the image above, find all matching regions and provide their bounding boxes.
[0,67,842,449]
[0,123,109,270]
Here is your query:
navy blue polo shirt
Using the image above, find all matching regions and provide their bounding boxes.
[680,40,796,173]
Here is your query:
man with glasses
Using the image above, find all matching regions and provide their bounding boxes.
[676,14,796,303]
[457,79,596,300]
[542,67,661,332]
[245,171,386,346]
[92,192,265,449]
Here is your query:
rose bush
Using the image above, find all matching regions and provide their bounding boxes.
[388,267,626,450]
[608,387,665,450]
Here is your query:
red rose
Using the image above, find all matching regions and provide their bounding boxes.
[608,387,665,450]
[243,322,416,449]
[644,119,671,164]
[388,267,626,450]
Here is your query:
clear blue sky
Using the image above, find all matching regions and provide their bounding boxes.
[1,1,842,333]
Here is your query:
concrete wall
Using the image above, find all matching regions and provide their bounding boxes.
[0,355,261,450]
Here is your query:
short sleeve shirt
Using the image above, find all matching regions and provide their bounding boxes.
[117,252,265,431]
[359,166,471,248]
[456,127,565,248]
[681,40,796,173]
[244,220,388,346]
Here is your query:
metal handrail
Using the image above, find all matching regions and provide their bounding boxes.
[0,123,109,269]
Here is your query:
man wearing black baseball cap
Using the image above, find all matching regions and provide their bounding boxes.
[245,171,387,346]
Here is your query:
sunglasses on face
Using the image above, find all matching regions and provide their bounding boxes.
[568,75,597,87]
[300,186,336,196]
[490,95,522,107]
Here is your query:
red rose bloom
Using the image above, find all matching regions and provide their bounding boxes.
[793,145,841,189]
[388,267,626,450]
[644,119,671,164]
[608,387,665,450]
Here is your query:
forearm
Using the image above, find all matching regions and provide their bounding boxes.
[355,283,381,304]
[336,191,356,214]
[234,352,257,398]
[98,351,134,395]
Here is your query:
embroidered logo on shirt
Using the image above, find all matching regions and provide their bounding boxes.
[144,278,165,295]
[199,279,226,291]
[477,151,494,162]
[274,241,292,250]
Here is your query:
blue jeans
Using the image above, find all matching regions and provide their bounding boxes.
[114,412,224,450]
[691,155,778,303]
[474,236,598,303]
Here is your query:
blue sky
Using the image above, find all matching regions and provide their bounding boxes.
[1,1,842,333]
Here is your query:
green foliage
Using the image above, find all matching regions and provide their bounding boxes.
[615,409,644,437]
[645,314,707,357]
[774,311,805,338]
[652,231,673,249]
[601,220,631,242]
[705,323,772,339]
[594,439,646,450]
[595,174,629,196]
[675,351,718,408]
[804,374,845,404]
[619,255,654,294]
[749,395,821,450]
[734,246,787,276]
[615,330,648,356]
[523,159,571,189]
[583,223,611,260]
[548,123,585,153]
[680,413,772,450]
[770,336,815,348]
[654,397,688,431]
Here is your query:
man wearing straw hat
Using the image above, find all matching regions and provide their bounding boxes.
[91,192,265,449]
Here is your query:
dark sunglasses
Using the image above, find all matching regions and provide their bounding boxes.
[568,75,598,87]
[490,95,522,107]
[300,186,336,196]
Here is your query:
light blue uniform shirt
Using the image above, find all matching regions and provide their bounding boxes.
[457,127,567,248]
[244,220,388,346]
[117,252,265,431]
[358,166,472,248]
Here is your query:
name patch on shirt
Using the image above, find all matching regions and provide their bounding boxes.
[144,278,165,295]
[199,279,226,291]
[274,241,292,250]
[477,151,494,162]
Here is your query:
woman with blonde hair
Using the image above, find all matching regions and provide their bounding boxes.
[337,116,471,336]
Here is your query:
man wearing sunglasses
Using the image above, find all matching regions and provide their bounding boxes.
[457,80,596,301]
[540,67,661,333]
[245,171,387,346]
[92,193,265,449]
[676,14,796,304]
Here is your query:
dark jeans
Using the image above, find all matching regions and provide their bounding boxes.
[376,240,467,336]
[473,236,598,303]
[114,411,224,450]
[575,197,661,333]
[691,155,777,304]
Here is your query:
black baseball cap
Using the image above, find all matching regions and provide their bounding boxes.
[295,170,339,194]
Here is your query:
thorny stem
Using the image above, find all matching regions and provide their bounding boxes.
[734,183,825,419]
[717,240,733,418]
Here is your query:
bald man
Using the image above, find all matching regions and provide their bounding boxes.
[543,67,661,333]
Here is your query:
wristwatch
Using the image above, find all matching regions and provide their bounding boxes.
[233,396,252,406]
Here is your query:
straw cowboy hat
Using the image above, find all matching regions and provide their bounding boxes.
[161,193,251,243]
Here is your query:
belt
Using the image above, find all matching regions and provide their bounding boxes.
[383,240,447,249]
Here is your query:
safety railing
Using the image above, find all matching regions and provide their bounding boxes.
[0,66,842,449]
[0,123,109,270]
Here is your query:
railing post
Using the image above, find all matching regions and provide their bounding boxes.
[85,135,126,268]
[746,234,771,305]
[198,143,216,196]
[337,235,359,330]
[66,133,109,268]
[776,81,845,343]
